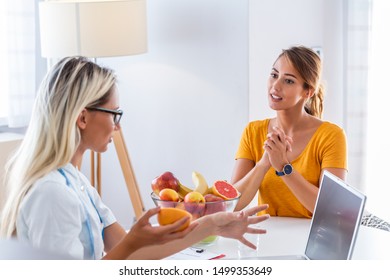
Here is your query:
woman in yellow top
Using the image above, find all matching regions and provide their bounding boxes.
[232,46,347,218]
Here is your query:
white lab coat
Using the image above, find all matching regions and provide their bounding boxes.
[16,163,116,259]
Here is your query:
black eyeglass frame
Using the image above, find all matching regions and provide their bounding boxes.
[86,107,123,125]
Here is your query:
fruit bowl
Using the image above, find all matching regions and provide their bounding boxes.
[151,192,241,244]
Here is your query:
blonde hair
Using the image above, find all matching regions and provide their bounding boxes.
[0,57,116,237]
[277,46,324,118]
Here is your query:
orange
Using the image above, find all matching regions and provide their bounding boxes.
[157,208,192,232]
[211,180,240,200]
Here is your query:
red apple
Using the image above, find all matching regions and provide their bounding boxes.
[204,194,226,215]
[204,193,224,202]
[184,191,205,218]
[184,191,205,203]
[151,171,180,195]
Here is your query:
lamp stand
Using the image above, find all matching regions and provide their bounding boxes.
[90,151,102,195]
[91,128,145,219]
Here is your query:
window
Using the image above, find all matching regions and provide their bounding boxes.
[345,0,371,191]
[364,0,390,221]
[0,1,10,124]
[345,0,390,222]
[0,0,36,128]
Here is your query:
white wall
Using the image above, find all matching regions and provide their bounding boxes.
[80,0,347,228]
[82,0,250,228]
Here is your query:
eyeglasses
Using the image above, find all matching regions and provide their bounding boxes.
[86,107,123,125]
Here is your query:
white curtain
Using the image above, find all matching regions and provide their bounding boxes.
[365,0,390,222]
[344,0,371,191]
[346,0,390,222]
[4,0,36,128]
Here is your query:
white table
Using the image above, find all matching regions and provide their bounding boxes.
[195,216,390,260]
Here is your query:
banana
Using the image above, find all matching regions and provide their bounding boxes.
[178,182,193,200]
[192,171,209,195]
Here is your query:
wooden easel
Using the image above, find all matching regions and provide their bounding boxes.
[90,128,145,219]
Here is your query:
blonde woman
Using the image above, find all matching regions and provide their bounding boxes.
[232,46,347,218]
[0,57,269,259]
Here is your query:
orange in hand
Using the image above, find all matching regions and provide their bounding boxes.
[157,208,192,232]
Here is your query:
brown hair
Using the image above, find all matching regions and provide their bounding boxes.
[277,46,324,118]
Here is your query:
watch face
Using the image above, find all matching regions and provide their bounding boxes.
[284,164,293,175]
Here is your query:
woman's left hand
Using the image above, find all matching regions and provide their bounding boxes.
[264,126,293,171]
[211,204,270,249]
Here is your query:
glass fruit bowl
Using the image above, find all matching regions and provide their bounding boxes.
[151,192,241,244]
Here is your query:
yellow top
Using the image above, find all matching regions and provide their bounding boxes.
[235,119,348,218]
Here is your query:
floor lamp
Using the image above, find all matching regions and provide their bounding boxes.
[38,0,146,219]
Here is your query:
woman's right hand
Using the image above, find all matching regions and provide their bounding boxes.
[263,126,293,170]
[257,149,271,169]
[212,204,270,249]
[124,207,197,250]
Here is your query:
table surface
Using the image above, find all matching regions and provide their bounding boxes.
[195,216,390,260]
[1,216,388,260]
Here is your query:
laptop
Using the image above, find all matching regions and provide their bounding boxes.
[248,170,367,260]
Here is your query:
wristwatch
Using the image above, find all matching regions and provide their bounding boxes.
[275,163,293,176]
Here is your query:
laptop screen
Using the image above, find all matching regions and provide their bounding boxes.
[305,171,366,260]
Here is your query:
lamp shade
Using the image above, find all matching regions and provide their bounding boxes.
[39,0,147,58]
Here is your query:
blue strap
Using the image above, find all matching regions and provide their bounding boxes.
[58,168,70,186]
[85,188,104,241]
[58,168,101,259]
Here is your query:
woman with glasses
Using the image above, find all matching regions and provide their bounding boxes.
[0,56,269,260]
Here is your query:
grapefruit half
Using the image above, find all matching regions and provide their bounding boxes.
[211,180,240,200]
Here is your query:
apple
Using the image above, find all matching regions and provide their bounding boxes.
[151,171,180,195]
[204,193,224,202]
[184,191,205,218]
[159,188,179,202]
[184,191,205,203]
[204,194,226,215]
